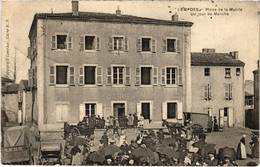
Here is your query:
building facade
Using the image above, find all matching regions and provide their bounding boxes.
[190,49,245,129]
[27,2,193,132]
[253,60,259,129]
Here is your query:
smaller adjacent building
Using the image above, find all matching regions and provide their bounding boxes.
[244,80,254,128]
[190,49,245,129]
[253,60,259,129]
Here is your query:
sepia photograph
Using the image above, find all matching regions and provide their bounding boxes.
[1,0,259,166]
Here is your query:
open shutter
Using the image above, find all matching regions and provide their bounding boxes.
[178,68,183,85]
[153,67,158,85]
[124,38,129,52]
[79,104,85,122]
[162,38,167,53]
[137,103,141,118]
[224,84,229,100]
[150,102,153,121]
[34,67,37,87]
[68,36,73,50]
[176,39,180,53]
[177,102,183,120]
[69,66,75,85]
[208,85,212,99]
[135,68,140,86]
[79,36,84,51]
[51,35,56,50]
[229,84,233,100]
[136,38,141,52]
[151,38,156,53]
[28,69,32,87]
[125,67,131,86]
[49,66,55,85]
[228,108,234,127]
[161,67,166,85]
[78,66,84,85]
[204,85,208,100]
[108,37,113,51]
[162,102,167,120]
[96,36,101,51]
[97,103,103,117]
[219,109,224,128]
[106,67,112,85]
[96,66,103,85]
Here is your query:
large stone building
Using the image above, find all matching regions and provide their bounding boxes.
[190,49,245,129]
[27,1,193,132]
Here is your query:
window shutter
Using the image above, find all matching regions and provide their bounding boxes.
[56,104,62,122]
[135,68,140,85]
[219,109,224,128]
[178,68,183,85]
[151,38,156,53]
[79,103,85,122]
[125,67,131,86]
[35,67,37,87]
[108,37,113,51]
[62,104,68,122]
[69,66,75,85]
[228,108,234,127]
[96,36,101,51]
[150,102,153,121]
[161,67,166,85]
[68,36,73,50]
[229,84,233,100]
[28,69,33,87]
[162,102,167,120]
[224,84,229,100]
[208,85,212,99]
[204,85,208,100]
[51,35,56,50]
[162,38,167,53]
[106,67,112,85]
[176,39,180,53]
[96,66,103,85]
[49,66,55,85]
[97,103,103,117]
[153,67,158,85]
[137,103,141,118]
[208,108,213,117]
[136,38,141,52]
[124,38,129,52]
[79,36,84,51]
[177,102,183,120]
[78,66,84,85]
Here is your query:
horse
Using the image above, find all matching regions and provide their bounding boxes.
[162,120,182,135]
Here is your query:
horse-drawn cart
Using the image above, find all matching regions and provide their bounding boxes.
[64,118,95,138]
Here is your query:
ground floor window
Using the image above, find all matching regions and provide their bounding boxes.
[141,103,150,119]
[85,103,96,116]
[167,102,177,119]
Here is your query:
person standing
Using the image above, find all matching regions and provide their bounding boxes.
[133,113,138,128]
[249,134,259,159]
[237,134,247,160]
[128,114,134,128]
[101,131,108,147]
[139,114,144,129]
[213,116,219,132]
[207,116,213,133]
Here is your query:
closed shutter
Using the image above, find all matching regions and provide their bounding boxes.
[49,66,55,85]
[228,108,234,127]
[125,67,131,86]
[224,84,229,100]
[124,38,129,52]
[62,104,68,122]
[78,66,84,85]
[137,103,141,118]
[56,104,62,122]
[153,67,158,85]
[136,38,141,52]
[151,38,156,53]
[162,102,167,120]
[178,68,183,85]
[51,35,56,50]
[96,36,101,51]
[79,36,84,51]
[68,36,73,50]
[79,103,85,122]
[106,67,112,85]
[161,67,166,85]
[96,66,103,85]
[229,84,233,100]
[108,37,113,51]
[69,66,75,85]
[97,103,103,117]
[162,38,167,53]
[28,69,33,87]
[135,68,140,85]
[176,39,180,53]
[150,102,153,121]
[177,102,183,120]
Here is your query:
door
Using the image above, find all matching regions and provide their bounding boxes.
[113,103,125,127]
[141,103,150,124]
[219,109,224,128]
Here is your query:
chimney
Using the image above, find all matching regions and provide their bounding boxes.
[116,6,121,17]
[172,13,178,22]
[72,0,79,16]
[229,51,239,59]
[234,51,239,59]
[202,48,215,53]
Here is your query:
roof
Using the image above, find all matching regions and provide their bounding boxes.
[1,77,14,83]
[19,80,30,91]
[191,52,245,67]
[29,12,193,38]
[245,91,253,96]
[2,84,19,94]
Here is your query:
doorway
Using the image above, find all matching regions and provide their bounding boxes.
[113,103,125,127]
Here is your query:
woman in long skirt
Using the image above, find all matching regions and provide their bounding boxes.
[237,134,247,160]
[250,134,259,159]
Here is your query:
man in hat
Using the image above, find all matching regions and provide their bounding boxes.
[206,151,218,166]
[157,129,165,144]
[101,131,108,147]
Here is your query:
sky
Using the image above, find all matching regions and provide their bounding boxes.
[1,1,259,83]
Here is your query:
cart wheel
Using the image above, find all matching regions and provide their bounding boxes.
[71,127,80,137]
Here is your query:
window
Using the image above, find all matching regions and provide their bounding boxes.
[114,37,124,51]
[85,36,95,50]
[204,68,210,76]
[141,103,150,120]
[141,67,152,85]
[142,38,151,51]
[167,39,176,52]
[51,34,72,50]
[225,68,231,78]
[236,68,240,76]
[55,103,68,122]
[167,103,177,119]
[204,84,212,100]
[245,96,253,106]
[113,67,124,85]
[224,108,228,117]
[224,84,233,100]
[85,66,96,85]
[166,68,177,85]
[108,36,128,52]
[57,35,67,49]
[56,66,68,84]
[85,103,96,116]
